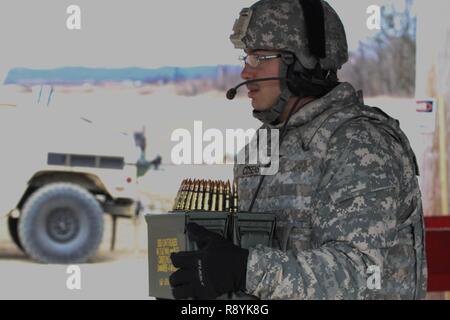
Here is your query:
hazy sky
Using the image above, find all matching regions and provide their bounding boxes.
[0,0,426,82]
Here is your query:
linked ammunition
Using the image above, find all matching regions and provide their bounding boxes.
[196,179,204,211]
[172,179,185,211]
[225,180,231,212]
[211,181,218,211]
[204,180,211,211]
[178,179,190,211]
[173,178,239,213]
[190,180,200,210]
[218,181,224,212]
[184,179,195,210]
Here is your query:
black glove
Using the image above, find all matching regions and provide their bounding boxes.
[169,223,249,299]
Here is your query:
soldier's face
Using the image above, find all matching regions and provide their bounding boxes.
[240,49,281,111]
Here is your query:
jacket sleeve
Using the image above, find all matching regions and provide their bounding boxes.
[245,120,404,299]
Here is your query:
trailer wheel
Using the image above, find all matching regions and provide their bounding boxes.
[19,183,104,264]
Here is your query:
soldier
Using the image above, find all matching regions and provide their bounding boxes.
[170,0,427,299]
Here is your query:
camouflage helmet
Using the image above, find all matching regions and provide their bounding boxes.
[230,0,348,71]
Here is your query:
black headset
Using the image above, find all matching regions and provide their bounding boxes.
[286,0,339,98]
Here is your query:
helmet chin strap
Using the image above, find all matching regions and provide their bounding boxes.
[252,56,295,125]
[252,87,291,124]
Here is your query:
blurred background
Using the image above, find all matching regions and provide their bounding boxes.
[0,0,449,299]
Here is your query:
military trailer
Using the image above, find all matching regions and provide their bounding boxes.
[0,103,144,263]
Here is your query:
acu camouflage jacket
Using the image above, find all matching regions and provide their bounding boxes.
[234,82,427,299]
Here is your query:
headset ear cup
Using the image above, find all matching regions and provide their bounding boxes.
[286,63,299,95]
[286,63,318,97]
[287,63,337,98]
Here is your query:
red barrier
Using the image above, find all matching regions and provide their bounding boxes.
[425,216,450,292]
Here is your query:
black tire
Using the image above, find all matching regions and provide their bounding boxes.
[7,216,24,251]
[18,183,104,264]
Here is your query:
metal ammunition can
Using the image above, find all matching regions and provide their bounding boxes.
[145,210,275,299]
[145,211,230,299]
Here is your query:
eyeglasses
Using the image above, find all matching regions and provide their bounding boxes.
[238,53,282,68]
